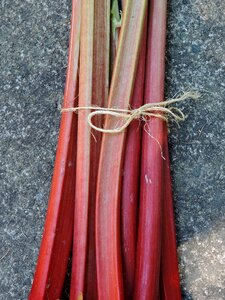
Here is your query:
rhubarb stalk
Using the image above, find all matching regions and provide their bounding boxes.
[121,18,147,299]
[134,0,167,299]
[95,0,147,299]
[29,0,81,299]
[70,0,94,299]
[85,0,110,298]
[160,141,181,299]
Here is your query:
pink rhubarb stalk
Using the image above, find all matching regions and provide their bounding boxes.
[134,0,167,299]
[121,18,147,299]
[70,0,94,299]
[85,0,110,298]
[29,0,81,298]
[160,140,182,300]
[95,0,148,299]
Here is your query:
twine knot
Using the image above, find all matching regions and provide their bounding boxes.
[61,92,200,134]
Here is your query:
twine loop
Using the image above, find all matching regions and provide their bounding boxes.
[61,92,200,134]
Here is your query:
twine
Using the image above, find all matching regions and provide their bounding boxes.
[61,92,200,134]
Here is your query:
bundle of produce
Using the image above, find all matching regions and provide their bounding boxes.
[29,1,199,299]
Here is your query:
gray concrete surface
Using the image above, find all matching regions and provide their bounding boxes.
[0,0,225,299]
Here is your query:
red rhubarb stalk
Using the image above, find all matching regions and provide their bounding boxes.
[85,0,110,299]
[70,0,94,299]
[134,0,167,299]
[160,140,181,300]
[95,0,147,299]
[121,18,147,299]
[29,0,81,299]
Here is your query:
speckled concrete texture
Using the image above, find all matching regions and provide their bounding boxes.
[166,1,225,299]
[0,0,224,299]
